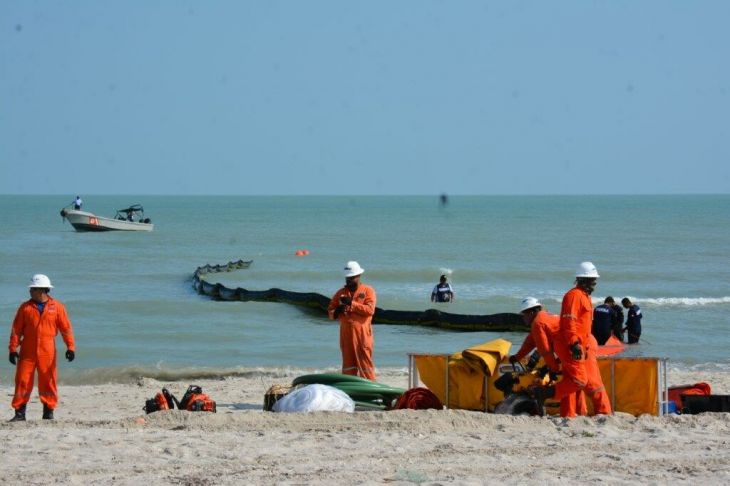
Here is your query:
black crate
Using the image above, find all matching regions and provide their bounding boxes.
[682,395,730,414]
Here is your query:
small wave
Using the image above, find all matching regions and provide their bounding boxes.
[668,360,730,373]
[60,365,411,385]
[639,296,730,307]
[60,365,325,385]
[545,296,730,307]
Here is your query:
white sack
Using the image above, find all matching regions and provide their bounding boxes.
[272,384,355,413]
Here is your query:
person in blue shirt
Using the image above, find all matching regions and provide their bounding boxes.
[621,297,643,344]
[73,196,83,210]
[610,299,624,341]
[430,275,454,303]
[591,296,616,345]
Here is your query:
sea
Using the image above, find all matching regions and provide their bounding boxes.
[1,195,729,385]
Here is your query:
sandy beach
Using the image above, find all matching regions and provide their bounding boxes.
[0,368,728,485]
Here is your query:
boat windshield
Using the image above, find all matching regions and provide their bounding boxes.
[114,204,145,221]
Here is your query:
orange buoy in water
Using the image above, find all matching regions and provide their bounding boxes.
[295,249,309,256]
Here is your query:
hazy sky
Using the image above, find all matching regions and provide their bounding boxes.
[2,1,729,195]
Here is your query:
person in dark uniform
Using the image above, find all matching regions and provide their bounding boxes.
[430,275,454,303]
[591,296,616,345]
[610,298,624,341]
[621,297,642,344]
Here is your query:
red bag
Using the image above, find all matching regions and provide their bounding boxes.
[393,387,443,410]
[143,388,176,414]
[668,382,711,409]
[178,385,217,413]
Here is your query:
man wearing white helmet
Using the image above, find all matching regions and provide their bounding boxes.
[328,261,377,380]
[8,274,76,421]
[509,298,560,373]
[509,297,586,417]
[529,262,611,417]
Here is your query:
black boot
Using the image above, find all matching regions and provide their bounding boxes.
[42,405,54,420]
[9,405,26,422]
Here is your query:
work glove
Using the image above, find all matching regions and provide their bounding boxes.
[65,350,75,362]
[570,342,583,360]
[339,296,352,305]
[333,304,347,319]
[508,355,519,365]
[9,352,19,365]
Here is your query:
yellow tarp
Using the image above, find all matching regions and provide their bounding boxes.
[462,338,512,376]
[415,339,511,410]
[595,357,660,416]
[415,341,663,416]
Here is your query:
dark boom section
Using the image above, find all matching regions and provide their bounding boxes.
[192,260,526,332]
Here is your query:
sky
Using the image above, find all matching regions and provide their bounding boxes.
[1,1,729,196]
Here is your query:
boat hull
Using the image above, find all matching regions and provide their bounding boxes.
[62,210,154,232]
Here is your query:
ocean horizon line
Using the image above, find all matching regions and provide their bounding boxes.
[1,193,728,198]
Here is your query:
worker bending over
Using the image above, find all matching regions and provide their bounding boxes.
[510,297,586,417]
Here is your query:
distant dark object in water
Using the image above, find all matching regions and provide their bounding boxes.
[440,193,449,206]
[192,259,526,332]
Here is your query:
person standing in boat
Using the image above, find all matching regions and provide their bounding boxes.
[621,297,643,344]
[73,196,83,210]
[431,275,455,303]
[328,261,377,380]
[8,274,76,421]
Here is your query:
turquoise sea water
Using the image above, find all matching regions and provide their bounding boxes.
[0,195,728,384]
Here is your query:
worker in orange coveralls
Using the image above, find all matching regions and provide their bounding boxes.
[328,261,377,380]
[509,297,586,417]
[530,262,611,417]
[8,274,76,421]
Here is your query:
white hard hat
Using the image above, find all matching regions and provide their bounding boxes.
[575,261,600,278]
[28,274,53,288]
[343,261,364,277]
[519,297,541,313]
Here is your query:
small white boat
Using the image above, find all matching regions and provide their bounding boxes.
[60,204,154,232]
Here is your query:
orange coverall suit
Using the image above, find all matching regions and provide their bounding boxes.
[553,287,612,416]
[8,297,75,410]
[513,310,586,417]
[328,283,376,380]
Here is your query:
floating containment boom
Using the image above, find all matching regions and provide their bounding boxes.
[192,259,526,332]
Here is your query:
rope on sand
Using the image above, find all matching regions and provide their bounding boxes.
[192,259,527,332]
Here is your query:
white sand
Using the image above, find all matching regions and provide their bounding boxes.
[2,369,730,484]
